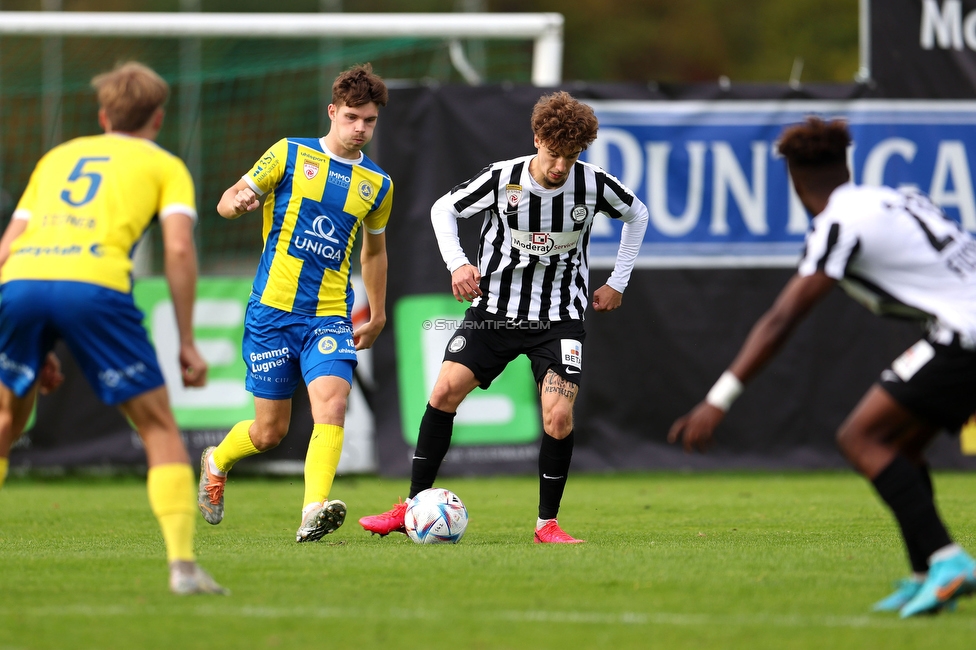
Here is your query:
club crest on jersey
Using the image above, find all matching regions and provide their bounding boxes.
[304,161,319,180]
[506,184,523,208]
[359,181,374,202]
[448,335,466,353]
[317,336,338,355]
[570,204,589,223]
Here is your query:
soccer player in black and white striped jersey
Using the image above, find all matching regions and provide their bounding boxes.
[360,91,648,543]
[669,117,976,617]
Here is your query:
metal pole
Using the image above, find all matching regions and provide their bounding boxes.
[41,0,62,151]
[319,0,343,135]
[858,0,871,82]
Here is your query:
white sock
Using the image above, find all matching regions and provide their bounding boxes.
[207,454,226,477]
[537,517,554,530]
[930,544,964,564]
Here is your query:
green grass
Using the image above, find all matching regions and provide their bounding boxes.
[2,471,976,649]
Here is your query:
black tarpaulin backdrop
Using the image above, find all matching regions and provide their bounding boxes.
[869,0,976,98]
[368,82,976,477]
[12,81,976,474]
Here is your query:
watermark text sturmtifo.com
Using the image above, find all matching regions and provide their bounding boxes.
[422,319,551,331]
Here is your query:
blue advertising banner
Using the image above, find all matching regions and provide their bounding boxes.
[582,101,976,267]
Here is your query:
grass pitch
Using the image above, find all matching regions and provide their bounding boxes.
[2,471,976,649]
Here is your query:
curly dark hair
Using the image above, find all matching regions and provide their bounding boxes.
[332,63,388,108]
[530,91,599,154]
[777,117,851,168]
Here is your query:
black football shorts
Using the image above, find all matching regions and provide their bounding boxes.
[442,307,586,389]
[879,336,976,432]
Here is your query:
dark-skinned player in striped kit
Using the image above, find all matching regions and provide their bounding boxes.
[669,117,976,617]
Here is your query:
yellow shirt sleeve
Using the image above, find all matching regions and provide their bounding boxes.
[159,156,197,220]
[363,180,393,233]
[11,152,46,219]
[245,138,289,196]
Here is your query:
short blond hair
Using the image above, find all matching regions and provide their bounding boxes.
[91,62,169,133]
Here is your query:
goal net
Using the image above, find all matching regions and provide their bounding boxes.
[0,11,562,273]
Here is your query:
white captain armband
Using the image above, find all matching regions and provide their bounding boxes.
[705,371,744,412]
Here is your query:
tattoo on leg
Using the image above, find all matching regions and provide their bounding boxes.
[541,370,578,400]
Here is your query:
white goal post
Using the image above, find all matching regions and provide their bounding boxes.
[0,11,564,86]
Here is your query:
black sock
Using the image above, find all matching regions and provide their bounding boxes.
[872,455,952,567]
[539,431,574,520]
[409,404,455,498]
[900,463,935,573]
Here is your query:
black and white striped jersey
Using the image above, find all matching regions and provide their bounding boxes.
[798,183,976,345]
[431,155,648,321]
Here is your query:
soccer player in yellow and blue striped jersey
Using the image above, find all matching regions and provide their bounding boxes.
[198,63,392,543]
[0,62,225,595]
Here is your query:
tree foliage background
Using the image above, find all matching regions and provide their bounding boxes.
[0,0,860,84]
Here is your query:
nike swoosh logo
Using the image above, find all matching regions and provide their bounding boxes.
[565,368,580,374]
[542,474,565,480]
[412,456,427,461]
[936,576,966,600]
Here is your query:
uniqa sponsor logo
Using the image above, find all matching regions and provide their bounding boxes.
[304,215,340,243]
[293,237,343,261]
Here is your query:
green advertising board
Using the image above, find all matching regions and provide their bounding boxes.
[133,277,254,429]
[395,295,540,447]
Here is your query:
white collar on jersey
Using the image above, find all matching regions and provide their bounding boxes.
[319,137,364,165]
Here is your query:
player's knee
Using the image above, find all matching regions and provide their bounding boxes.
[835,421,863,458]
[316,395,348,423]
[428,382,465,412]
[543,406,573,439]
[249,421,288,451]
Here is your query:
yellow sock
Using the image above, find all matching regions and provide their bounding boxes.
[303,424,343,509]
[147,463,196,563]
[0,457,8,489]
[962,415,976,455]
[212,420,259,473]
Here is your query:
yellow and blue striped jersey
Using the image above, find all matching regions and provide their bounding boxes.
[2,133,196,294]
[243,137,393,317]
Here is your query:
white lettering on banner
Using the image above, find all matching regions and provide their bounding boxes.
[587,127,643,191]
[646,141,705,236]
[510,229,582,256]
[931,141,976,230]
[711,141,768,235]
[862,138,917,187]
[582,102,976,270]
[920,0,976,51]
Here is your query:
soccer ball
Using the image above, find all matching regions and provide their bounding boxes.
[404,487,468,544]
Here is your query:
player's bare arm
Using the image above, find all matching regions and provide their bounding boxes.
[0,217,28,269]
[668,271,837,453]
[161,212,208,388]
[451,264,482,303]
[354,229,388,351]
[592,285,622,312]
[216,178,260,220]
